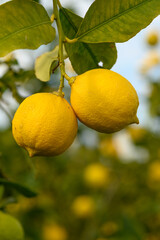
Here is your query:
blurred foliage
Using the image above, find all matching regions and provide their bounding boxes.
[1,124,160,240]
[0,8,160,240]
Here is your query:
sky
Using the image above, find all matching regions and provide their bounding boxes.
[0,0,160,130]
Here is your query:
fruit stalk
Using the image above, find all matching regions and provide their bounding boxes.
[57,0,77,44]
[53,0,65,95]
[57,0,62,8]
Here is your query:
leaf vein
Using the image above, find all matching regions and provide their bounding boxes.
[62,9,99,66]
[77,0,153,40]
[0,20,51,45]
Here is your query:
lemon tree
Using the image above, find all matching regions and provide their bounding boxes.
[0,1,160,239]
[0,0,158,157]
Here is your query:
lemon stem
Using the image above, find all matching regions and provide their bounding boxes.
[53,0,65,96]
[57,0,62,8]
[53,0,76,91]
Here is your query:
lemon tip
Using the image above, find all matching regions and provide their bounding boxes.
[129,115,139,125]
[25,147,37,157]
[135,115,139,124]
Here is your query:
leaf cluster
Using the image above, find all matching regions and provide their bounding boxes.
[0,0,159,81]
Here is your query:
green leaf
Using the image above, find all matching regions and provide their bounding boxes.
[60,8,117,74]
[35,46,59,82]
[0,178,37,198]
[0,197,17,209]
[0,186,4,201]
[0,0,55,57]
[76,0,160,43]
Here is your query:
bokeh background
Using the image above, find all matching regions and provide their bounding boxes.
[0,1,160,240]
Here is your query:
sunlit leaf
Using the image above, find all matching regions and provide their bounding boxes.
[76,0,160,43]
[35,45,68,82]
[35,46,59,82]
[0,0,55,57]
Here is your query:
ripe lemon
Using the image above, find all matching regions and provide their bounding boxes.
[12,93,78,157]
[128,127,146,143]
[147,31,159,46]
[148,161,160,182]
[72,195,95,218]
[0,211,24,240]
[43,223,67,240]
[70,69,139,133]
[84,163,109,188]
[99,138,117,157]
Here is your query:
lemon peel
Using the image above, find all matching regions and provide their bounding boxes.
[12,93,78,157]
[70,68,139,133]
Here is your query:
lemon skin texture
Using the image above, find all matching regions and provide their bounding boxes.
[0,211,24,240]
[12,93,78,157]
[70,69,139,133]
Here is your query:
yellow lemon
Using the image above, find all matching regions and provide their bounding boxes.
[147,31,159,46]
[0,211,24,240]
[43,224,67,240]
[12,93,78,157]
[72,195,95,218]
[128,127,147,143]
[148,161,160,182]
[99,138,117,157]
[70,69,139,133]
[84,163,109,188]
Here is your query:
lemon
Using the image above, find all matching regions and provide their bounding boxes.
[72,195,95,218]
[43,224,67,240]
[128,127,146,143]
[147,31,159,46]
[148,161,160,182]
[70,69,139,133]
[12,93,78,157]
[0,211,24,240]
[84,163,109,188]
[99,138,117,157]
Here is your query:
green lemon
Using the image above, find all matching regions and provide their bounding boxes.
[0,211,24,240]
